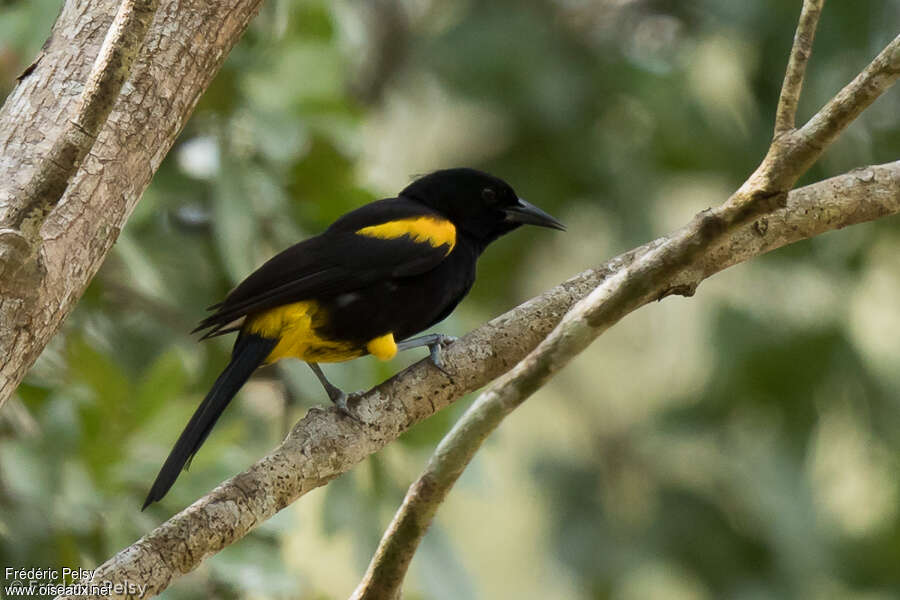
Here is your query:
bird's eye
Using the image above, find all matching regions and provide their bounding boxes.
[481,188,497,204]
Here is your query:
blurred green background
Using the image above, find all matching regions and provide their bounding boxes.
[2,0,900,598]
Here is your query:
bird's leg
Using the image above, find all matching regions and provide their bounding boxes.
[307,362,359,419]
[396,333,457,373]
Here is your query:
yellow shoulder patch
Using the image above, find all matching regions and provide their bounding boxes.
[356,217,456,254]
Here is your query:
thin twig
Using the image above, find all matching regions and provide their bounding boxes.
[774,0,825,136]
[794,33,900,163]
[743,33,900,202]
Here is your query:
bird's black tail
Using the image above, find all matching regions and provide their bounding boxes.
[142,333,277,509]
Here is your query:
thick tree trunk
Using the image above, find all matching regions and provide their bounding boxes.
[0,0,263,406]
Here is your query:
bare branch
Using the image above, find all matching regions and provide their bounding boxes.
[795,33,900,163]
[352,10,900,592]
[350,371,516,600]
[0,0,266,408]
[774,0,825,136]
[60,160,900,600]
[350,160,900,600]
[55,21,900,592]
[0,0,159,241]
[753,33,900,195]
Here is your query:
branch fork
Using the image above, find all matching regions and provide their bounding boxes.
[352,2,900,598]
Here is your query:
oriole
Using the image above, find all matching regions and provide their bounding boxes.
[143,167,564,508]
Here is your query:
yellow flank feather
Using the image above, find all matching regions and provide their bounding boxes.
[247,301,398,363]
[356,217,456,254]
[248,301,361,363]
[366,333,397,361]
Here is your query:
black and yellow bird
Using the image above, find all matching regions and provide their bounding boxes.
[143,168,564,508]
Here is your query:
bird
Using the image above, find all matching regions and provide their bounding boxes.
[142,167,564,508]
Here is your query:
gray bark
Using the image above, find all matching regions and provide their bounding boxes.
[0,0,264,406]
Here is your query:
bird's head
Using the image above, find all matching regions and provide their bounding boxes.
[400,168,565,245]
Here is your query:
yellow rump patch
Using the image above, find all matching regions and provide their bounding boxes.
[366,333,397,361]
[248,301,362,364]
[246,302,399,364]
[356,217,456,254]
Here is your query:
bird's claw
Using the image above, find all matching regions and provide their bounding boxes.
[428,335,457,377]
[330,390,364,423]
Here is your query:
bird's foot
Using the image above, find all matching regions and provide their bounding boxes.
[309,362,363,422]
[331,390,363,424]
[328,388,364,423]
[428,335,457,377]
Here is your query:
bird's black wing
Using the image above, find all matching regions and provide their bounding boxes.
[194,198,455,337]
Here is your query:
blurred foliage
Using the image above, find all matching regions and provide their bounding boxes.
[2,0,900,598]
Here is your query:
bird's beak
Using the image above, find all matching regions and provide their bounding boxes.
[503,198,566,231]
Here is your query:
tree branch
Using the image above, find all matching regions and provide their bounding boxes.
[0,0,265,408]
[739,32,900,200]
[352,14,900,596]
[1,0,159,239]
[60,158,900,600]
[350,159,900,598]
[774,0,824,136]
[794,32,900,161]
